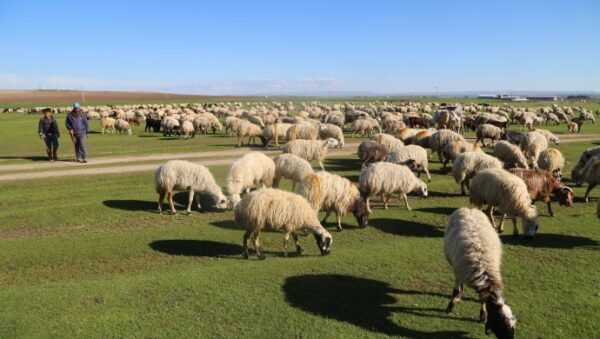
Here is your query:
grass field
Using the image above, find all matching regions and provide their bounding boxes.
[1,98,600,338]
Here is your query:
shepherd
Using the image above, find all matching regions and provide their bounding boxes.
[38,108,60,161]
[65,102,89,163]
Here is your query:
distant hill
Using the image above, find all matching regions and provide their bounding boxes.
[0,90,217,105]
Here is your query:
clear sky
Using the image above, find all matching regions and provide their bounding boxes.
[0,0,599,95]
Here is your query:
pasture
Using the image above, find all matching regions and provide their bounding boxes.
[1,98,600,338]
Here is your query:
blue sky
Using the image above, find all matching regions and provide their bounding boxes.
[0,0,599,94]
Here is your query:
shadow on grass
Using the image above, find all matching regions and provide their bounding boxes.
[324,157,361,172]
[370,218,444,238]
[103,199,156,211]
[283,274,470,337]
[501,233,600,249]
[426,191,464,198]
[0,155,52,161]
[417,206,457,215]
[103,192,224,213]
[149,239,242,257]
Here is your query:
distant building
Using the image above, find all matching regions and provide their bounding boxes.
[477,94,499,99]
[566,95,591,102]
[526,96,557,101]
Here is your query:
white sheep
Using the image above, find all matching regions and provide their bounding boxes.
[537,148,565,180]
[351,118,380,137]
[235,188,332,259]
[226,152,275,206]
[430,129,465,162]
[531,128,560,145]
[387,144,431,181]
[452,151,504,195]
[262,123,292,148]
[161,117,180,137]
[444,208,517,337]
[469,168,539,237]
[519,131,548,168]
[476,123,503,147]
[295,172,370,231]
[359,162,428,212]
[318,123,345,147]
[370,133,405,154]
[114,119,132,135]
[101,116,116,134]
[155,160,228,214]
[286,122,318,141]
[272,153,314,190]
[180,120,195,139]
[492,140,529,169]
[282,138,339,171]
[235,119,263,147]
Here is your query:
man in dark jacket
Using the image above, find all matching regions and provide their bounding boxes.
[65,102,89,163]
[38,108,60,161]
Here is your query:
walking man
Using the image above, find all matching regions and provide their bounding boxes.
[38,108,60,161]
[65,102,89,163]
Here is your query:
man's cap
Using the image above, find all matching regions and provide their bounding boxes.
[73,102,81,109]
[42,108,52,113]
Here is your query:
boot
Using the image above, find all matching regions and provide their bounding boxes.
[53,149,58,161]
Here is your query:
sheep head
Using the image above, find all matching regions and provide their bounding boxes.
[313,228,332,256]
[352,197,370,228]
[556,186,574,207]
[484,290,516,339]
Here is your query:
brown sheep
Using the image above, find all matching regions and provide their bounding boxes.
[509,168,574,217]
[357,140,388,169]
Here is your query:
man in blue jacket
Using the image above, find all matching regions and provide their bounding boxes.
[65,102,89,163]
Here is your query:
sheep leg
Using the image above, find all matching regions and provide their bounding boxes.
[485,205,497,230]
[253,231,266,260]
[479,302,487,323]
[335,212,342,232]
[321,210,332,224]
[460,181,467,196]
[382,193,390,209]
[509,214,519,236]
[424,167,431,182]
[242,230,252,259]
[545,198,554,217]
[402,193,411,211]
[158,192,165,213]
[292,233,303,254]
[446,278,463,313]
[167,191,176,214]
[186,190,195,214]
[584,184,596,203]
[318,161,325,171]
[365,197,372,213]
[283,232,290,258]
[273,176,281,188]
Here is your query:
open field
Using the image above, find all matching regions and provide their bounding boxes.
[1,98,600,338]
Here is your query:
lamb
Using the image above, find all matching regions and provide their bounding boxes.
[492,141,529,170]
[155,160,228,214]
[509,168,573,216]
[519,131,548,168]
[318,123,344,147]
[581,160,600,203]
[272,153,314,190]
[359,162,428,212]
[537,148,565,180]
[388,144,432,181]
[235,188,332,259]
[226,152,275,206]
[180,120,195,139]
[282,138,339,171]
[101,116,116,134]
[444,208,517,338]
[568,121,579,133]
[571,146,600,182]
[235,119,264,147]
[452,152,504,196]
[286,122,318,141]
[370,133,405,154]
[295,172,370,231]
[469,168,539,237]
[357,140,388,169]
[476,124,504,147]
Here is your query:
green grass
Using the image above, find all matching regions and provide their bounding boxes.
[1,146,600,338]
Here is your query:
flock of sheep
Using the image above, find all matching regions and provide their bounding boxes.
[19,100,600,338]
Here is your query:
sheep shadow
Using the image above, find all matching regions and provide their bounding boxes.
[283,274,470,337]
[417,207,458,215]
[149,239,242,258]
[370,218,445,238]
[426,191,464,198]
[501,233,600,249]
[103,199,156,212]
[323,157,361,172]
[210,220,239,230]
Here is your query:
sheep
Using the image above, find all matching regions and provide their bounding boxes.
[155,160,228,214]
[388,144,432,181]
[568,121,579,133]
[581,160,600,203]
[180,120,195,139]
[226,152,275,206]
[531,129,559,145]
[318,123,344,147]
[262,122,292,148]
[357,140,388,169]
[546,112,560,125]
[503,130,524,145]
[430,129,465,163]
[476,124,504,147]
[571,146,600,182]
[509,168,574,216]
[397,127,421,144]
[295,172,369,231]
[519,131,548,168]
[440,139,481,171]
[282,138,339,171]
[452,152,504,196]
[224,116,241,135]
[492,141,529,170]
[537,148,565,180]
[351,118,380,137]
[101,116,116,134]
[444,208,517,338]
[412,129,434,148]
[469,168,539,237]
[286,122,318,141]
[272,153,314,190]
[359,162,428,212]
[235,188,332,259]
[114,118,132,135]
[162,117,180,137]
[370,133,405,154]
[235,119,264,147]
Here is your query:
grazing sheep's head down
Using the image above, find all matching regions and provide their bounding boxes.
[324,138,339,148]
[401,159,419,172]
[413,182,428,198]
[352,197,370,228]
[523,217,539,239]
[557,187,574,207]
[313,229,332,255]
[485,297,516,339]
[215,194,229,209]
[228,194,241,209]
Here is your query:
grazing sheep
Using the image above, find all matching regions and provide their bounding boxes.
[397,127,421,144]
[235,119,264,147]
[444,208,517,338]
[286,122,319,141]
[226,152,275,206]
[359,162,428,211]
[453,152,504,196]
[262,123,292,148]
[519,131,548,168]
[235,188,332,259]
[295,172,370,231]
[357,140,388,169]
[180,120,195,139]
[492,141,529,170]
[115,118,132,135]
[509,168,573,216]
[282,138,339,171]
[101,116,116,134]
[470,168,539,237]
[537,148,565,180]
[441,139,481,170]
[318,123,344,147]
[412,129,434,148]
[370,133,405,154]
[546,112,560,125]
[162,117,180,137]
[571,146,600,182]
[430,129,465,163]
[503,130,524,145]
[272,153,314,190]
[388,144,432,181]
[531,129,559,145]
[581,160,600,202]
[476,124,504,147]
[568,121,579,133]
[351,118,380,137]
[155,160,228,214]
